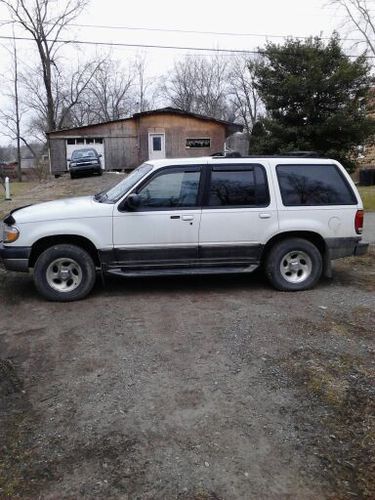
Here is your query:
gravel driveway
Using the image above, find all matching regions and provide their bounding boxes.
[0,174,374,499]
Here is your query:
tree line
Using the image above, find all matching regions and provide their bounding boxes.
[0,0,374,178]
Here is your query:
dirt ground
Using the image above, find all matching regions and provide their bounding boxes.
[0,174,374,499]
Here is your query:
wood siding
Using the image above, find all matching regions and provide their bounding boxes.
[49,138,67,173]
[137,113,226,165]
[49,111,229,173]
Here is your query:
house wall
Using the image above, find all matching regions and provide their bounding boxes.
[49,120,138,173]
[137,114,226,164]
[49,113,228,173]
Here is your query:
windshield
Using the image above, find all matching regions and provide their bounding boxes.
[72,149,97,159]
[94,163,153,203]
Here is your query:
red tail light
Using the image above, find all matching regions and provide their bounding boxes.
[355,210,364,234]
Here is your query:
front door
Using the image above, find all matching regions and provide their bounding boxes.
[113,165,202,268]
[148,133,165,160]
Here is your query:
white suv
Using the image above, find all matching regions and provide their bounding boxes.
[0,156,368,301]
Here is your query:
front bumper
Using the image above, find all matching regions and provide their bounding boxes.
[0,243,31,272]
[70,163,101,173]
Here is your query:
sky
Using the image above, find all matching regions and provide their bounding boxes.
[0,0,368,145]
[0,0,357,77]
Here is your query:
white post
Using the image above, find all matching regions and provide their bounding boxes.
[5,177,11,200]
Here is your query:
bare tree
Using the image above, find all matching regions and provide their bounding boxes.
[0,0,89,132]
[162,54,231,120]
[21,59,104,131]
[329,0,375,56]
[228,55,263,151]
[85,59,135,122]
[0,37,39,180]
[133,54,153,113]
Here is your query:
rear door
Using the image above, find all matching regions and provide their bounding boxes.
[198,162,279,267]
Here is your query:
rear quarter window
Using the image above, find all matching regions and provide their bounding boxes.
[276,164,357,206]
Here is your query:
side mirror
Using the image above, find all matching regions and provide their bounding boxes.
[98,154,103,158]
[125,193,141,211]
[67,158,71,162]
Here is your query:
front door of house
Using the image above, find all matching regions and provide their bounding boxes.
[148,133,165,160]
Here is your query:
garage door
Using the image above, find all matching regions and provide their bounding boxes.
[66,138,105,170]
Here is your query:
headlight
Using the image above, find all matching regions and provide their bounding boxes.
[3,225,20,243]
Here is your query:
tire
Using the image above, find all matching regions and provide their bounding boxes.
[97,169,103,176]
[33,244,96,302]
[70,172,76,179]
[265,238,322,291]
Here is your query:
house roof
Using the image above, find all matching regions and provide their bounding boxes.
[47,107,243,136]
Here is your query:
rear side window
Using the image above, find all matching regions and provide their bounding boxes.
[277,164,357,206]
[208,165,269,207]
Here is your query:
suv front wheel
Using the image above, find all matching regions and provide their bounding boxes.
[33,244,96,301]
[265,238,322,291]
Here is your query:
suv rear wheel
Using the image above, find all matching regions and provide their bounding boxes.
[265,238,322,291]
[33,244,96,301]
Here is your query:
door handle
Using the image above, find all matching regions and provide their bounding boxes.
[182,215,194,221]
[170,215,180,220]
[259,213,271,219]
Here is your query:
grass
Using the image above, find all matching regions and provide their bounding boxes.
[0,181,37,202]
[358,186,375,211]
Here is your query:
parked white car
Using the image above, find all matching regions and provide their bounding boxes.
[0,155,368,301]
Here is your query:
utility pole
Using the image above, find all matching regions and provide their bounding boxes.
[13,28,22,182]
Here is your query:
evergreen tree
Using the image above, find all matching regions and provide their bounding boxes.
[252,35,374,171]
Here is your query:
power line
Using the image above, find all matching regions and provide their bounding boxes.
[0,18,370,43]
[0,34,373,58]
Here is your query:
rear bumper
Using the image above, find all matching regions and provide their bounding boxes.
[0,243,31,272]
[326,237,369,260]
[354,241,369,256]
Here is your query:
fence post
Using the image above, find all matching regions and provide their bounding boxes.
[5,177,11,200]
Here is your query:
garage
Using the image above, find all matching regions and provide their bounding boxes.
[66,137,105,171]
[48,107,243,175]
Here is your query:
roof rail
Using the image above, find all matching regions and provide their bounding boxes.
[211,151,325,159]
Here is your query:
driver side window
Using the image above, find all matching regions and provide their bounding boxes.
[137,169,201,208]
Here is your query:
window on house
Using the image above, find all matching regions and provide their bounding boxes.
[76,138,84,144]
[95,138,103,144]
[152,137,162,151]
[186,138,211,148]
[67,139,76,145]
[86,138,94,144]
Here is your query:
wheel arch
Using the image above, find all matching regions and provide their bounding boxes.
[262,231,326,264]
[29,235,100,268]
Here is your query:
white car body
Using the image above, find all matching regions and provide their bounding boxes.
[0,155,368,299]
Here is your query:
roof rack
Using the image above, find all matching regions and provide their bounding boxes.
[211,151,325,159]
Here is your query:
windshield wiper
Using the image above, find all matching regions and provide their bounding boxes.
[94,191,108,203]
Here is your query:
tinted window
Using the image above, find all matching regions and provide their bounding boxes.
[138,170,200,208]
[277,164,357,206]
[208,166,269,207]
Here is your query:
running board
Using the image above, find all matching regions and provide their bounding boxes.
[105,265,258,278]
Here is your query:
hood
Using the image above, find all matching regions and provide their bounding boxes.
[11,196,113,224]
